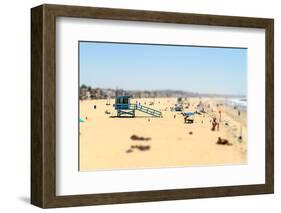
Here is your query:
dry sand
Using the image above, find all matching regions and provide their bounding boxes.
[79,97,247,171]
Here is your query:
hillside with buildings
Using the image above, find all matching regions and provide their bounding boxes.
[79,85,244,100]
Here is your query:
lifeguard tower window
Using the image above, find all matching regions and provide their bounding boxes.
[117,97,130,104]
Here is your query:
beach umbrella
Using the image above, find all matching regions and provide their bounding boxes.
[80,118,85,123]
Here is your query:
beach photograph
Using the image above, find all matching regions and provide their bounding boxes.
[79,41,247,172]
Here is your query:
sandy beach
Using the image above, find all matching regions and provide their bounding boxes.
[79,97,247,171]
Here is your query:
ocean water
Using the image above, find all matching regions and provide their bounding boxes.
[225,98,247,111]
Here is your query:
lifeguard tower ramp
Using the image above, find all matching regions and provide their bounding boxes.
[114,96,162,117]
[135,104,162,117]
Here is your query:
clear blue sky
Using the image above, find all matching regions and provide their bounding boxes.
[79,42,247,96]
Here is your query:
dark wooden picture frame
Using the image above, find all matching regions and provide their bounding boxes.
[31,4,274,208]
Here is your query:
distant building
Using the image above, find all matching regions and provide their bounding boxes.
[79,88,90,100]
[106,89,115,99]
[91,88,103,99]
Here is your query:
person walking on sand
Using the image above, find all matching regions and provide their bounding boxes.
[211,118,219,131]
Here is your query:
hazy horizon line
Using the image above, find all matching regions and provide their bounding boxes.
[79,84,246,97]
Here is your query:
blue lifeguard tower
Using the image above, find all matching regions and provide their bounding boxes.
[114,96,162,118]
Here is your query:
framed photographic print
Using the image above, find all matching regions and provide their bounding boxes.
[31,4,274,208]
